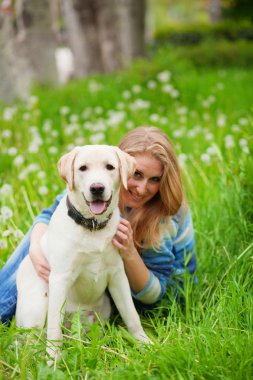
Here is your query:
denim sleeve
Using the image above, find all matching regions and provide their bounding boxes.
[32,191,66,226]
[172,209,196,276]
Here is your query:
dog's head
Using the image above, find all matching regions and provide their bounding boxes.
[58,145,136,216]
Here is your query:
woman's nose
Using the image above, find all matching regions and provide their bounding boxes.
[136,181,147,195]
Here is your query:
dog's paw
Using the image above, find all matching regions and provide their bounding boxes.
[133,331,154,344]
[46,342,60,366]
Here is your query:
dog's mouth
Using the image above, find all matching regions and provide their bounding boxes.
[83,194,112,215]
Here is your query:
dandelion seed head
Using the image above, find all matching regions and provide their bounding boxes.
[132,85,141,93]
[38,186,49,195]
[200,153,211,165]
[178,153,187,167]
[13,155,25,166]
[48,146,58,155]
[122,91,131,99]
[225,135,235,148]
[0,239,8,250]
[147,80,156,89]
[1,206,13,220]
[2,129,12,138]
[60,106,70,116]
[157,71,171,83]
[0,184,13,196]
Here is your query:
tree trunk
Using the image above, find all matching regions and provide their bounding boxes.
[61,0,146,77]
[95,0,120,72]
[19,0,58,84]
[116,0,146,65]
[208,0,221,23]
[61,0,103,77]
[0,0,57,102]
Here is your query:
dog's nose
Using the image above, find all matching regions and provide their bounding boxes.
[90,183,105,196]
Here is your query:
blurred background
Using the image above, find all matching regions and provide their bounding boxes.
[0,0,252,103]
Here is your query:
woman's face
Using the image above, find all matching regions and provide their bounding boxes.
[122,152,163,209]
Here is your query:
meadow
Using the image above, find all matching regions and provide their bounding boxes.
[0,45,252,379]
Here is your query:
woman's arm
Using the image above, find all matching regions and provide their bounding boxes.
[29,222,50,282]
[112,218,162,304]
[29,192,66,282]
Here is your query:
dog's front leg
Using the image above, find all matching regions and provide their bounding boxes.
[108,271,152,343]
[46,271,71,362]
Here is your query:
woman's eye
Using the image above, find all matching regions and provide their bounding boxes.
[79,165,87,172]
[134,171,142,178]
[150,177,161,183]
[106,164,115,171]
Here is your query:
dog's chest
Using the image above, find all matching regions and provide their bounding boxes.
[68,247,122,304]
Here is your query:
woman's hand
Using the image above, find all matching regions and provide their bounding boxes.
[112,218,151,293]
[29,223,50,282]
[112,218,138,261]
[29,242,50,282]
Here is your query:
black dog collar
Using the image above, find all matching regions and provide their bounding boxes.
[66,196,112,231]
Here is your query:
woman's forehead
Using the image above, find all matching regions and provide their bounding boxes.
[133,152,163,175]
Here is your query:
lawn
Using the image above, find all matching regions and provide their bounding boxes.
[0,45,252,379]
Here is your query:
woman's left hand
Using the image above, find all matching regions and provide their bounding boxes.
[112,218,138,261]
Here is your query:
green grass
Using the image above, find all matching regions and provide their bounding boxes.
[0,46,252,379]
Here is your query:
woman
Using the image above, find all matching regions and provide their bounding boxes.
[0,126,196,323]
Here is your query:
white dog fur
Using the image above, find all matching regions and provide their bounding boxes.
[15,145,151,360]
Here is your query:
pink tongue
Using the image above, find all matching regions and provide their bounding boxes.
[89,201,106,215]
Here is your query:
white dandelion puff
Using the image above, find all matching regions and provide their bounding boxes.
[178,153,187,167]
[200,153,211,165]
[132,85,141,93]
[13,155,25,166]
[1,206,13,220]
[0,239,8,250]
[122,91,131,99]
[217,114,226,128]
[8,147,18,156]
[157,70,171,83]
[38,186,49,196]
[60,106,70,116]
[48,146,58,155]
[37,171,46,179]
[2,129,12,138]
[13,229,24,240]
[225,135,235,148]
[239,138,248,147]
[147,80,157,89]
[0,184,13,196]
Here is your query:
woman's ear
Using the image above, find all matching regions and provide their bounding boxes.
[114,147,136,189]
[57,147,81,190]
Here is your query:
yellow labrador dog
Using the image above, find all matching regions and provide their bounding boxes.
[16,145,151,360]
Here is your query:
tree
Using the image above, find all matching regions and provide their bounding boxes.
[0,0,57,102]
[208,0,221,23]
[61,0,147,77]
[0,0,147,101]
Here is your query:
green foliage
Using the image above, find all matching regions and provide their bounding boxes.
[154,20,253,46]
[223,0,253,22]
[0,45,252,378]
[173,39,253,67]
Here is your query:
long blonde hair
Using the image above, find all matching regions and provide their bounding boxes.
[118,126,185,251]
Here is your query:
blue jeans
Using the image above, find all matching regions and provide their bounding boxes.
[0,230,31,323]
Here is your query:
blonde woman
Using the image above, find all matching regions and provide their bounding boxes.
[0,126,196,322]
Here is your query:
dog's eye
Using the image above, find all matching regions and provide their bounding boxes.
[106,164,115,171]
[79,165,87,172]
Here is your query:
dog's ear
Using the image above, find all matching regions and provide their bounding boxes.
[57,147,81,190]
[114,148,136,189]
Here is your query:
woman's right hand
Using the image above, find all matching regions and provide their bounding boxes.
[29,241,51,283]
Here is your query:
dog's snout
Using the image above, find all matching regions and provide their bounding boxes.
[90,183,105,196]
